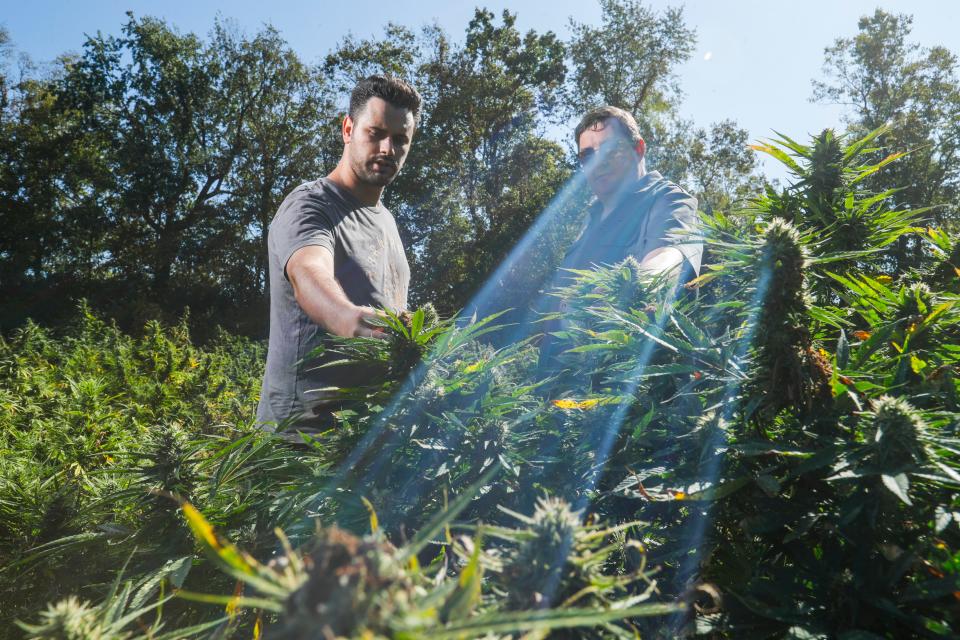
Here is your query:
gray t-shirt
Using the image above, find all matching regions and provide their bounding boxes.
[256,177,409,430]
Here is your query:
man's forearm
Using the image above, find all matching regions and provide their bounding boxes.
[291,267,360,336]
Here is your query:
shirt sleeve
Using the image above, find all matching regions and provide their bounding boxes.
[630,189,702,278]
[268,188,340,281]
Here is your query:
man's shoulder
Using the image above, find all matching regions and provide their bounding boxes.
[272,178,352,225]
[639,172,698,218]
[640,171,693,201]
[280,178,340,209]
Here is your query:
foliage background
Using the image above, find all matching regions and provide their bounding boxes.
[2,2,960,638]
[0,0,769,338]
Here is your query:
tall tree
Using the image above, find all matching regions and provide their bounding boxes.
[211,23,334,319]
[566,0,760,215]
[812,8,960,272]
[1,15,333,334]
[566,0,694,118]
[0,44,114,328]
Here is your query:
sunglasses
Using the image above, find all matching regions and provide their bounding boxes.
[577,139,636,168]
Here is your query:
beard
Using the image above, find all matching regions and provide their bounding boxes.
[350,153,399,187]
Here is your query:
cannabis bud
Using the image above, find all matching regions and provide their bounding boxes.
[806,128,844,205]
[504,496,582,609]
[18,597,117,640]
[421,302,439,328]
[280,527,407,638]
[613,256,647,308]
[868,395,931,468]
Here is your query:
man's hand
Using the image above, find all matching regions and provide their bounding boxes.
[638,246,684,277]
[286,245,388,339]
[341,305,388,339]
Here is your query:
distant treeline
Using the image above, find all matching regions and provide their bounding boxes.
[0,2,955,338]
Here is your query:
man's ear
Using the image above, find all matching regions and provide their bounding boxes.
[342,115,354,144]
[635,138,646,160]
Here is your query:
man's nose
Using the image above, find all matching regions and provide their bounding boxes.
[378,137,395,155]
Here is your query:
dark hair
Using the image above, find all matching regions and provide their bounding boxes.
[574,105,644,148]
[349,75,422,125]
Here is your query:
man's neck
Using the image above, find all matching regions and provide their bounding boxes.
[327,162,383,207]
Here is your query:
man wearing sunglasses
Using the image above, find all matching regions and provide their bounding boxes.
[538,106,701,368]
[563,105,701,282]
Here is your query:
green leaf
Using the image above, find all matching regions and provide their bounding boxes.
[399,462,501,562]
[412,603,685,638]
[836,330,850,369]
[756,474,781,497]
[684,476,751,501]
[175,589,284,612]
[439,529,483,623]
[934,507,954,533]
[410,308,425,338]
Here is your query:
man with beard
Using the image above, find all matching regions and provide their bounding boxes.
[257,75,421,435]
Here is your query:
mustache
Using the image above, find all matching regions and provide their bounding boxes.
[369,156,397,168]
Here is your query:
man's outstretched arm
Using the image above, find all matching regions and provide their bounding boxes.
[286,246,384,338]
[633,189,701,284]
[637,245,686,277]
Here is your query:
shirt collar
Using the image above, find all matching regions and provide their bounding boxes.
[588,170,663,222]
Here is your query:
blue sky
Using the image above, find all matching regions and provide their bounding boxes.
[3,1,959,181]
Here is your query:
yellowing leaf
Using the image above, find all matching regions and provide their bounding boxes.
[818,348,830,360]
[361,496,379,534]
[853,330,872,340]
[441,534,483,622]
[954,266,960,278]
[875,275,893,284]
[891,341,903,354]
[182,502,221,551]
[463,360,485,374]
[225,581,243,619]
[181,503,262,579]
[671,490,687,500]
[552,398,601,410]
[253,614,262,640]
[910,355,928,373]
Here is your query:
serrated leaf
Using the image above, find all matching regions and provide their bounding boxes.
[881,473,912,505]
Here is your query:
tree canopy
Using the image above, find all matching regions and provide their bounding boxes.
[0,1,760,337]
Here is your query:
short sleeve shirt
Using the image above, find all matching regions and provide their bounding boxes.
[542,172,701,352]
[562,171,701,277]
[256,178,409,428]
